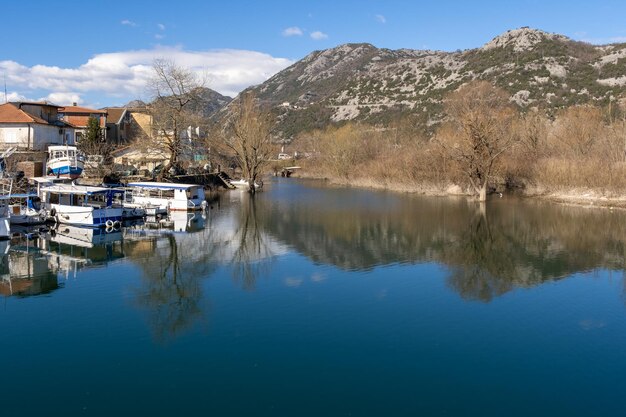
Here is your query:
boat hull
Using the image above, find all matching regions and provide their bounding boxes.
[50,205,123,228]
[0,217,9,239]
[47,164,83,179]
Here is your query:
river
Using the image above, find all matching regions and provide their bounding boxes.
[1,178,625,416]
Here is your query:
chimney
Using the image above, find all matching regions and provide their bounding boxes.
[72,102,77,106]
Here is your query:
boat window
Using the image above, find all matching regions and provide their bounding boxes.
[74,195,85,206]
[48,193,59,205]
[31,197,41,210]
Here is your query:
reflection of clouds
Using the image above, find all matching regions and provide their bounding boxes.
[311,273,326,283]
[579,319,607,331]
[284,277,304,287]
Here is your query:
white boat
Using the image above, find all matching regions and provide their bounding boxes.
[8,194,47,225]
[126,182,206,211]
[39,183,123,228]
[230,178,263,191]
[46,145,85,179]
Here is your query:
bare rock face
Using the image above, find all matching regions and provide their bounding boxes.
[481,27,569,52]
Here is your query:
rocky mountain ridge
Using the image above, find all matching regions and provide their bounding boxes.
[243,27,626,137]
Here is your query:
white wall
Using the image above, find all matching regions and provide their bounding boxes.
[0,124,75,151]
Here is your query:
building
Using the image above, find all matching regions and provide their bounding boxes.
[0,102,75,151]
[105,107,152,144]
[57,104,107,143]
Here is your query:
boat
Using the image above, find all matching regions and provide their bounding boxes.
[230,178,263,191]
[8,194,47,225]
[126,182,206,211]
[0,179,12,239]
[39,183,123,227]
[46,145,85,179]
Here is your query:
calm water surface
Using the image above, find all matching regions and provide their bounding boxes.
[2,178,626,416]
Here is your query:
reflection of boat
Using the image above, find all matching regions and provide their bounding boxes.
[126,182,206,211]
[50,224,122,248]
[170,211,205,232]
[8,194,47,225]
[46,145,85,179]
[40,184,123,227]
[230,179,263,191]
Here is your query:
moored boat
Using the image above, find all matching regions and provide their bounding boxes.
[126,182,206,211]
[8,194,47,225]
[39,183,123,227]
[46,145,85,179]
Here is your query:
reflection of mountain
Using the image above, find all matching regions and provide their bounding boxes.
[257,180,626,301]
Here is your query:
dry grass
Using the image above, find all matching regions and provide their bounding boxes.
[291,104,626,201]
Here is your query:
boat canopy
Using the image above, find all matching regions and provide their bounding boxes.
[42,184,124,195]
[127,182,200,190]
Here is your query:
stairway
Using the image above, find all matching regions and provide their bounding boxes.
[216,172,236,189]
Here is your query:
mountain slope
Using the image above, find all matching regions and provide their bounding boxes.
[246,27,626,137]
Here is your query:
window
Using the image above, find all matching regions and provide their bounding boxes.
[5,131,18,143]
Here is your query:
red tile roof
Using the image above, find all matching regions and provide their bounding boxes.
[0,103,49,124]
[58,105,107,114]
[105,107,126,124]
[64,114,106,128]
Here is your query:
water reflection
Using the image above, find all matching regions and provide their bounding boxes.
[257,180,626,300]
[5,179,626,333]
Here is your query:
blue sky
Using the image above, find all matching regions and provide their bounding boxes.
[1,0,625,107]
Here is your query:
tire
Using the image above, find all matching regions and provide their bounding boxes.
[105,220,114,228]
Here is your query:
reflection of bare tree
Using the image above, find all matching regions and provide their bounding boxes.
[230,195,275,290]
[446,205,515,301]
[131,224,219,343]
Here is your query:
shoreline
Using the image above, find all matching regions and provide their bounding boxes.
[291,172,626,210]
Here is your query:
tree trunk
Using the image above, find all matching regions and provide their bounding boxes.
[478,181,488,202]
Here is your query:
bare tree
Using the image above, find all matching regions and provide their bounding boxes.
[147,59,206,177]
[219,92,273,193]
[438,81,519,201]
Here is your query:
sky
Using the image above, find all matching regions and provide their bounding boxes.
[1,0,625,108]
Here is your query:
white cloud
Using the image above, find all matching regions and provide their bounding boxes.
[375,14,386,24]
[121,19,137,27]
[3,91,28,102]
[154,34,165,40]
[310,31,328,40]
[282,26,303,37]
[43,92,83,105]
[157,23,166,31]
[0,47,293,105]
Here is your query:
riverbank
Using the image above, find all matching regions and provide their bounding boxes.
[292,170,626,210]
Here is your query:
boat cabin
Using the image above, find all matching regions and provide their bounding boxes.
[126,182,206,211]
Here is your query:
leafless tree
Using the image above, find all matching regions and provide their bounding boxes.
[438,81,519,201]
[219,92,273,193]
[147,59,207,177]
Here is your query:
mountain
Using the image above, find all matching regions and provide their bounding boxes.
[125,87,231,118]
[192,87,232,117]
[124,99,147,108]
[244,27,626,137]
